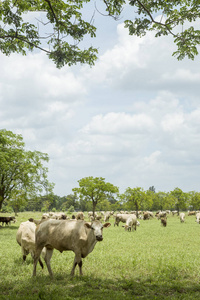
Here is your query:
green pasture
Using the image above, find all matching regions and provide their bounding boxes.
[1,212,200,299]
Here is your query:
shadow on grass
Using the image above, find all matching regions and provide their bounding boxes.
[1,272,200,300]
[0,225,18,231]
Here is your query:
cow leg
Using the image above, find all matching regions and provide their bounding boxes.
[44,249,54,277]
[32,247,43,276]
[71,253,82,276]
[21,246,28,262]
[30,250,44,269]
[78,260,83,276]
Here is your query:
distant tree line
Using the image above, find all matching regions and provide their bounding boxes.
[2,185,200,214]
[1,130,200,214]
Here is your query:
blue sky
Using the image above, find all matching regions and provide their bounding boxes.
[0,5,200,196]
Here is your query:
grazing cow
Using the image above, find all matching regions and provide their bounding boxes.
[180,213,185,223]
[32,219,111,277]
[143,212,150,220]
[188,211,196,216]
[75,212,84,220]
[104,212,111,222]
[0,216,16,226]
[114,213,136,226]
[122,215,137,231]
[196,212,200,224]
[161,217,167,227]
[172,210,178,216]
[16,221,45,268]
[156,211,167,220]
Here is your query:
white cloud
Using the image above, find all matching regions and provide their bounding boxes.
[81,112,154,135]
[1,16,200,195]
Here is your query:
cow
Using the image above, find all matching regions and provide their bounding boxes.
[49,212,67,220]
[196,212,200,224]
[114,213,136,226]
[32,219,111,277]
[143,212,150,220]
[122,215,137,231]
[0,216,16,226]
[76,212,84,220]
[172,210,178,216]
[180,212,185,223]
[161,217,167,227]
[28,218,42,225]
[16,221,45,268]
[156,211,167,220]
[104,212,111,222]
[188,211,196,216]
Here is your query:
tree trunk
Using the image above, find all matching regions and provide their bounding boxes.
[0,194,4,211]
[92,201,97,219]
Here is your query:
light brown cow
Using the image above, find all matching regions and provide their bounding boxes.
[32,219,111,277]
[16,221,45,268]
[122,215,137,231]
[75,212,84,220]
[161,217,167,227]
[188,211,196,216]
[157,211,167,220]
[114,213,136,226]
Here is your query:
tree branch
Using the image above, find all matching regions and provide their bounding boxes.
[135,0,177,37]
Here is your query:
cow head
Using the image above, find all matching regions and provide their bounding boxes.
[85,220,111,241]
[122,224,130,231]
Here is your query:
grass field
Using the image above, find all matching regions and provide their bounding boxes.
[1,212,200,300]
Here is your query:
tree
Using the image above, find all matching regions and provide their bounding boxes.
[188,191,200,210]
[0,1,200,68]
[170,187,188,214]
[153,191,168,211]
[60,194,78,211]
[122,187,146,216]
[149,186,156,193]
[0,129,54,211]
[72,176,119,217]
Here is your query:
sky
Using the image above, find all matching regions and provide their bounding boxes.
[0,5,200,196]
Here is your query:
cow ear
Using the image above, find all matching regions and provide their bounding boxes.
[85,222,92,229]
[103,223,111,228]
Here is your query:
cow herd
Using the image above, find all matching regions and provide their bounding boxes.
[0,209,200,277]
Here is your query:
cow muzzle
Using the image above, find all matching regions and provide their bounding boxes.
[96,235,103,241]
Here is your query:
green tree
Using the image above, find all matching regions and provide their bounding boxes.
[96,198,111,211]
[188,191,200,210]
[149,186,156,193]
[60,194,78,211]
[153,191,169,211]
[9,189,27,214]
[72,176,119,217]
[122,187,146,216]
[0,1,200,68]
[0,129,54,211]
[170,187,188,214]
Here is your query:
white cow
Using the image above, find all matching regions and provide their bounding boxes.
[16,221,45,268]
[114,213,136,226]
[180,212,185,223]
[196,212,200,224]
[122,215,137,231]
[33,219,111,277]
